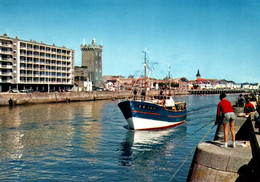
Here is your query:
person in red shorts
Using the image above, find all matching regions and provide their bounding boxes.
[215,93,236,148]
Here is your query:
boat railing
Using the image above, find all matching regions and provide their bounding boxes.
[129,95,186,112]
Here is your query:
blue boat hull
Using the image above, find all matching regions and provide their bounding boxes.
[118,100,186,130]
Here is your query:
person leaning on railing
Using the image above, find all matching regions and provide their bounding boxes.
[244,98,256,116]
[254,107,260,133]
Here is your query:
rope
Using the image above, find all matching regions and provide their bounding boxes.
[169,124,216,182]
[232,95,240,106]
[190,119,215,136]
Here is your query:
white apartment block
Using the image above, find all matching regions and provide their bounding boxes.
[0,34,74,92]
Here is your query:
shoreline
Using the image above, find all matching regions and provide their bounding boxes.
[0,89,245,107]
[0,91,133,106]
[0,90,190,107]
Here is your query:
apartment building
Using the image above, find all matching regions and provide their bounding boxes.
[0,34,74,92]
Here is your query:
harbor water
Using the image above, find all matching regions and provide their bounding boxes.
[0,94,238,181]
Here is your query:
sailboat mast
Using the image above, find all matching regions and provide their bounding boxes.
[143,49,147,100]
[169,65,171,96]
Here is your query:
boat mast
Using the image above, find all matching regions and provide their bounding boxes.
[143,49,147,100]
[169,65,171,96]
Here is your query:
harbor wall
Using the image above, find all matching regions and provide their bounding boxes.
[0,89,190,107]
[188,89,245,95]
[0,89,246,107]
[0,91,133,106]
[187,112,260,181]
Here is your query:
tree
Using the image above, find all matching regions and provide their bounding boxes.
[171,83,179,87]
[193,84,199,89]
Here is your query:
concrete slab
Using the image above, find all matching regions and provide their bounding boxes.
[196,141,252,172]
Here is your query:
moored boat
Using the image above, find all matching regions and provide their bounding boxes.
[118,50,187,130]
[118,97,186,130]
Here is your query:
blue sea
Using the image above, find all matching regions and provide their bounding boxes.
[0,94,238,181]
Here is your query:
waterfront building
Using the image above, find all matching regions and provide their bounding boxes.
[80,38,103,87]
[74,66,92,91]
[0,33,74,92]
[189,70,243,90]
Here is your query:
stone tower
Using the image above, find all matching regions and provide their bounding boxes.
[80,38,103,87]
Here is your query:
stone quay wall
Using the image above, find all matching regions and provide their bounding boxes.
[187,111,259,181]
[0,91,133,106]
[0,89,190,107]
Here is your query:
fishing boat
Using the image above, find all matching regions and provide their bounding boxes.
[118,50,187,130]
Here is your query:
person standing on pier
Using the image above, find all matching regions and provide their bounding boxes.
[215,93,236,148]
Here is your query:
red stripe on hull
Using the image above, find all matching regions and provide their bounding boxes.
[168,114,186,118]
[133,110,161,116]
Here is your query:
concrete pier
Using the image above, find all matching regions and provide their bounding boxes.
[188,89,245,95]
[187,141,252,181]
[187,112,260,181]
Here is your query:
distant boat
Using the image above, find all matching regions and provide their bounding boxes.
[118,50,187,130]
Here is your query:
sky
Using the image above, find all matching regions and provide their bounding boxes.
[1,0,260,83]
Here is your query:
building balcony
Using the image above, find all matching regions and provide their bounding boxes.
[0,65,12,69]
[0,58,12,62]
[0,43,12,48]
[0,50,12,54]
[0,78,12,83]
[0,72,13,76]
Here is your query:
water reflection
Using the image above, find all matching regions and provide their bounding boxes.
[0,101,104,164]
[119,125,187,179]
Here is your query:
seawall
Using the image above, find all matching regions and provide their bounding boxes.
[0,89,190,107]
[0,91,133,106]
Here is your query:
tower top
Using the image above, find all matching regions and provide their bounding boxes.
[196,69,201,80]
[80,38,103,51]
[196,69,201,77]
[92,38,96,45]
